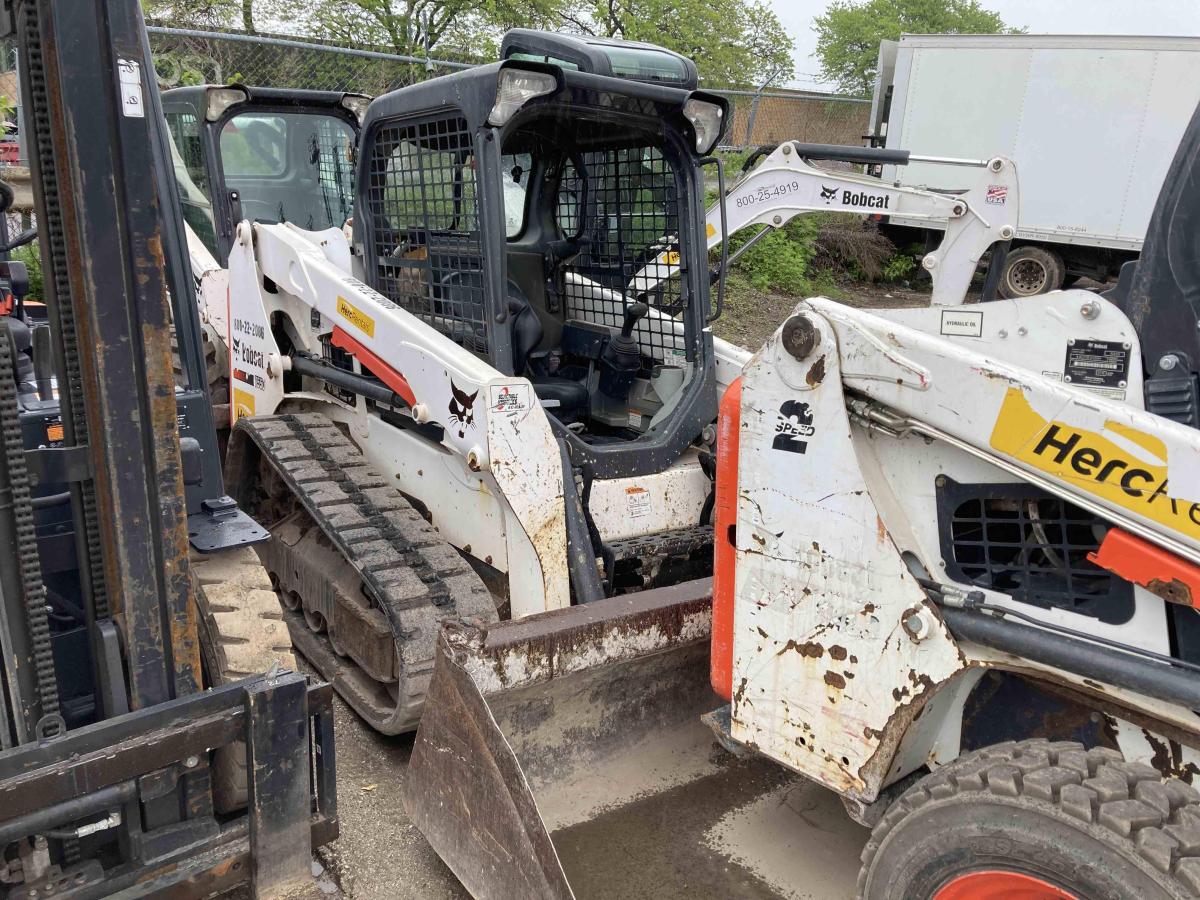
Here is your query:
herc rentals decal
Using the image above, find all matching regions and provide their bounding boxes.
[990,387,1200,540]
[336,295,375,338]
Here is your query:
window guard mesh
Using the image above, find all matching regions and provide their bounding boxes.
[365,114,489,356]
[561,146,689,361]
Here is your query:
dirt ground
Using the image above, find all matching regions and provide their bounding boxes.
[307,693,867,900]
[711,277,933,351]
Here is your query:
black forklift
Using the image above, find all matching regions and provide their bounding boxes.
[0,1,335,896]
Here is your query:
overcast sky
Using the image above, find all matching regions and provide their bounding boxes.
[769,0,1200,90]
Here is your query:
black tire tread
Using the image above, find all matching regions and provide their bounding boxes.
[190,544,294,813]
[858,739,1200,899]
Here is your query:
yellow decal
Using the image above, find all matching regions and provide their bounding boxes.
[990,387,1200,538]
[233,387,256,421]
[664,250,681,265]
[336,295,376,338]
[705,222,716,239]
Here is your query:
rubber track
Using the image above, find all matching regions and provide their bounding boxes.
[233,413,495,734]
[859,738,1200,898]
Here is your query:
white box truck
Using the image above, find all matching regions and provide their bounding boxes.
[871,34,1200,297]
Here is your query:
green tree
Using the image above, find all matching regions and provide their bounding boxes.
[814,0,1023,96]
[562,0,793,88]
[143,0,259,31]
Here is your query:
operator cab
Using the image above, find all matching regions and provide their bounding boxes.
[162,84,368,264]
[355,32,727,478]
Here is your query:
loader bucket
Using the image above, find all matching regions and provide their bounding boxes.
[404,579,869,900]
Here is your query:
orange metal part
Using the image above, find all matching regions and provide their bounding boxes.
[933,870,1077,900]
[711,377,742,700]
[331,325,418,407]
[1088,527,1200,608]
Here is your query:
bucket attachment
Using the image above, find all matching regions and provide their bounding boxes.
[404,579,868,899]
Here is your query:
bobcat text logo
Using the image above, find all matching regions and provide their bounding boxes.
[839,189,890,209]
[820,185,838,203]
[773,400,815,454]
[448,381,478,439]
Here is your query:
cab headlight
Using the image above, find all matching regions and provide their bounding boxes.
[205,86,248,121]
[683,97,724,154]
[488,68,558,127]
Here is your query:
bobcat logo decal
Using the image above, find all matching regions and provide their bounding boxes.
[772,399,816,454]
[448,381,478,439]
[820,185,838,203]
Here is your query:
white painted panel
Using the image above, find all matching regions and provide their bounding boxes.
[883,38,1200,250]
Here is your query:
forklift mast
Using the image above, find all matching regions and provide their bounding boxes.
[0,2,333,896]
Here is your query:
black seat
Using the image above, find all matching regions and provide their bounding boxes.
[508,280,589,423]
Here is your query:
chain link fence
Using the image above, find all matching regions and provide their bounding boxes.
[144,27,870,150]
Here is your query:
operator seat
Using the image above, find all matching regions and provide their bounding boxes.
[507,281,589,423]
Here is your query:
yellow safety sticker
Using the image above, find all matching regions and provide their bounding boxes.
[990,387,1200,539]
[337,295,376,338]
[664,250,681,265]
[706,222,716,239]
[233,387,256,421]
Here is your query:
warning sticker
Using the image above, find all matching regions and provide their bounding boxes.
[490,383,531,421]
[1064,339,1129,391]
[626,486,652,519]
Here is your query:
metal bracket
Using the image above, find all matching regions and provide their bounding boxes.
[23,445,92,486]
[187,495,269,552]
[246,674,314,899]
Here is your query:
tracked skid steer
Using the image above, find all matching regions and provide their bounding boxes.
[401,93,1200,900]
[221,28,1022,741]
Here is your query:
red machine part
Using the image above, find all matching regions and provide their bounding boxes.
[711,377,742,700]
[1088,527,1200,609]
[331,326,417,406]
[933,870,1077,900]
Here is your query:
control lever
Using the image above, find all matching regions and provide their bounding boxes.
[598,301,648,401]
[620,301,649,337]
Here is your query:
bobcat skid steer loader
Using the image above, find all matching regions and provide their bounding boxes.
[219,27,1020,741]
[401,102,1200,900]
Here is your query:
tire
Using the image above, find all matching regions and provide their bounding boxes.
[858,739,1200,900]
[191,545,295,813]
[998,246,1066,298]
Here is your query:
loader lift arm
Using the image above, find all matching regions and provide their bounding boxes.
[629,142,1019,307]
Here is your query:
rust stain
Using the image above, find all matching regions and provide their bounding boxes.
[805,354,826,387]
[1146,577,1193,607]
[828,645,848,661]
[876,515,887,543]
[824,671,846,689]
[777,639,824,659]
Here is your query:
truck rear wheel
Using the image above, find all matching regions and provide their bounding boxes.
[999,245,1065,297]
[858,739,1200,900]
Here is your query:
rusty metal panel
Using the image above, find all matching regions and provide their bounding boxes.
[731,313,965,800]
[246,674,314,900]
[405,581,714,900]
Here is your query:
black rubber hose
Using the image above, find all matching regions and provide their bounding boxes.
[789,142,911,166]
[558,441,604,605]
[941,605,1200,710]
